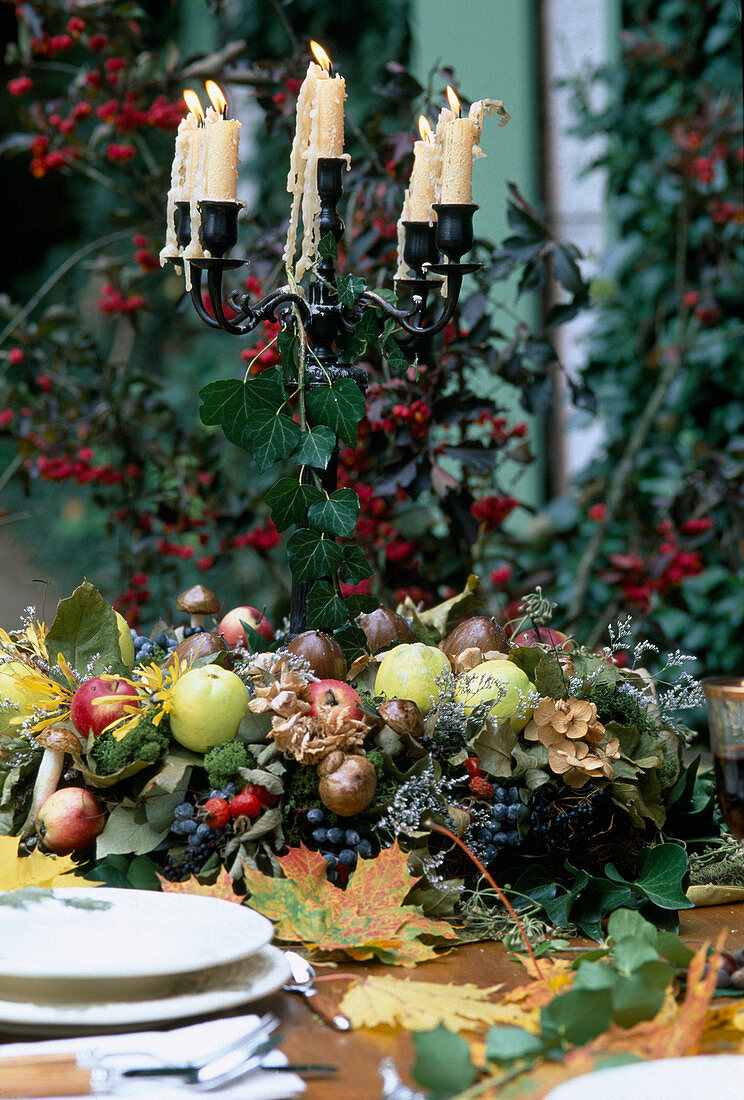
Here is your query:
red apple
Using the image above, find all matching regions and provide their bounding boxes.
[70,676,138,738]
[36,787,105,854]
[308,679,364,722]
[218,606,275,646]
[511,627,573,650]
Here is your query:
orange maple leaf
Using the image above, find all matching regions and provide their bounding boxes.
[157,866,241,903]
[241,843,458,966]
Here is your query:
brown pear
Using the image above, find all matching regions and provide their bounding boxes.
[442,616,510,664]
[359,608,415,652]
[285,630,347,680]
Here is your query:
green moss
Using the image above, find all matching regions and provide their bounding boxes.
[367,749,403,805]
[203,741,257,790]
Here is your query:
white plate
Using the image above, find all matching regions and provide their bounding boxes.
[543,1055,744,1100]
[0,888,273,983]
[0,943,291,1035]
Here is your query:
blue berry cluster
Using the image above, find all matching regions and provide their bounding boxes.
[303,807,376,884]
[465,784,523,865]
[162,794,234,880]
[528,789,603,857]
[130,627,180,662]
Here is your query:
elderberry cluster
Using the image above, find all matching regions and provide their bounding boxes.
[465,784,523,865]
[528,789,604,858]
[300,807,378,885]
[161,793,235,880]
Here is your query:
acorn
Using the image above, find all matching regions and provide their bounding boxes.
[359,608,415,652]
[285,631,347,680]
[441,616,510,665]
[167,631,233,669]
[318,754,377,816]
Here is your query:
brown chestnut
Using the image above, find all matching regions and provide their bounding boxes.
[167,631,233,669]
[378,698,424,739]
[318,754,377,816]
[285,630,347,680]
[359,608,415,652]
[442,616,510,662]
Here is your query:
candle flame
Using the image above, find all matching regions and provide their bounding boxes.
[418,116,434,144]
[205,80,228,116]
[446,85,461,117]
[183,89,204,123]
[310,40,332,73]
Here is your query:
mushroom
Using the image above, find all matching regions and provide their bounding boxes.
[21,727,86,836]
[317,753,377,816]
[176,584,220,630]
[376,698,426,757]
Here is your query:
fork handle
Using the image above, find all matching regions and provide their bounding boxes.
[306,989,352,1030]
[0,1054,93,1097]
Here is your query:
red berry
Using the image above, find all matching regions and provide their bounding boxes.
[469,776,495,799]
[464,756,484,779]
[204,797,230,829]
[247,783,279,808]
[230,789,261,819]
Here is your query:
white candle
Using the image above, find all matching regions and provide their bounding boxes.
[160,91,204,261]
[200,80,240,201]
[407,116,437,222]
[440,87,475,204]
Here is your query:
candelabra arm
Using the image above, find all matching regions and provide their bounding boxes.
[350,268,468,339]
[188,266,222,329]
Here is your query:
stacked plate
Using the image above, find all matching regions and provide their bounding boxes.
[0,887,290,1034]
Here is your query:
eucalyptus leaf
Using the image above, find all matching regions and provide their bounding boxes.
[412,1024,476,1098]
[611,961,674,1028]
[541,988,613,1047]
[486,1026,545,1062]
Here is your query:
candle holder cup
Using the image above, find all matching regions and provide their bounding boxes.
[433,203,479,263]
[402,221,439,277]
[174,201,191,250]
[197,200,241,258]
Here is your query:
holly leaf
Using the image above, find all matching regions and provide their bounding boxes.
[336,273,367,308]
[286,529,343,582]
[265,478,324,532]
[306,379,366,447]
[339,974,524,1032]
[45,580,126,678]
[339,544,374,585]
[293,426,336,469]
[307,488,360,537]
[157,867,242,902]
[199,378,250,447]
[241,843,458,965]
[306,581,350,631]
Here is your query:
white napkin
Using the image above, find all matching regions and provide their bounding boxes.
[0,1016,305,1099]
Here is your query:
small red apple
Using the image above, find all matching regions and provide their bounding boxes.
[511,627,573,650]
[36,787,105,854]
[218,606,275,646]
[308,679,364,722]
[70,676,138,738]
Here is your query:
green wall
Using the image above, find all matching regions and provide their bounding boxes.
[412,0,543,510]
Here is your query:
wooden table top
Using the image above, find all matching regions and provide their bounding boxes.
[261,903,744,1100]
[0,904,740,1098]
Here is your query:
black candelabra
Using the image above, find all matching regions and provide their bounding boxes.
[168,158,481,633]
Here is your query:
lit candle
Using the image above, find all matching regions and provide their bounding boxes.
[439,86,475,204]
[160,89,204,262]
[200,80,241,201]
[284,41,348,281]
[407,117,437,222]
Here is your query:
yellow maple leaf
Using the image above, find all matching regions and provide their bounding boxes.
[339,974,540,1033]
[157,866,242,902]
[0,835,78,891]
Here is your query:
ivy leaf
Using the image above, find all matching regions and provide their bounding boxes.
[382,333,409,375]
[240,843,457,965]
[306,379,366,447]
[199,379,249,447]
[46,580,126,678]
[306,581,350,631]
[286,528,343,582]
[336,273,367,308]
[333,620,368,663]
[412,1025,477,1099]
[343,593,378,616]
[265,478,324,532]
[307,487,360,537]
[246,410,301,471]
[318,232,338,260]
[294,425,336,469]
[339,544,374,585]
[278,327,298,370]
[605,843,694,910]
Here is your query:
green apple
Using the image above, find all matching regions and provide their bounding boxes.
[375,642,451,714]
[115,612,135,671]
[0,660,40,738]
[169,666,249,753]
[455,659,535,730]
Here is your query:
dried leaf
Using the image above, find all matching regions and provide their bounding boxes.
[339,974,535,1032]
[157,866,242,903]
[0,835,78,890]
[241,843,458,966]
